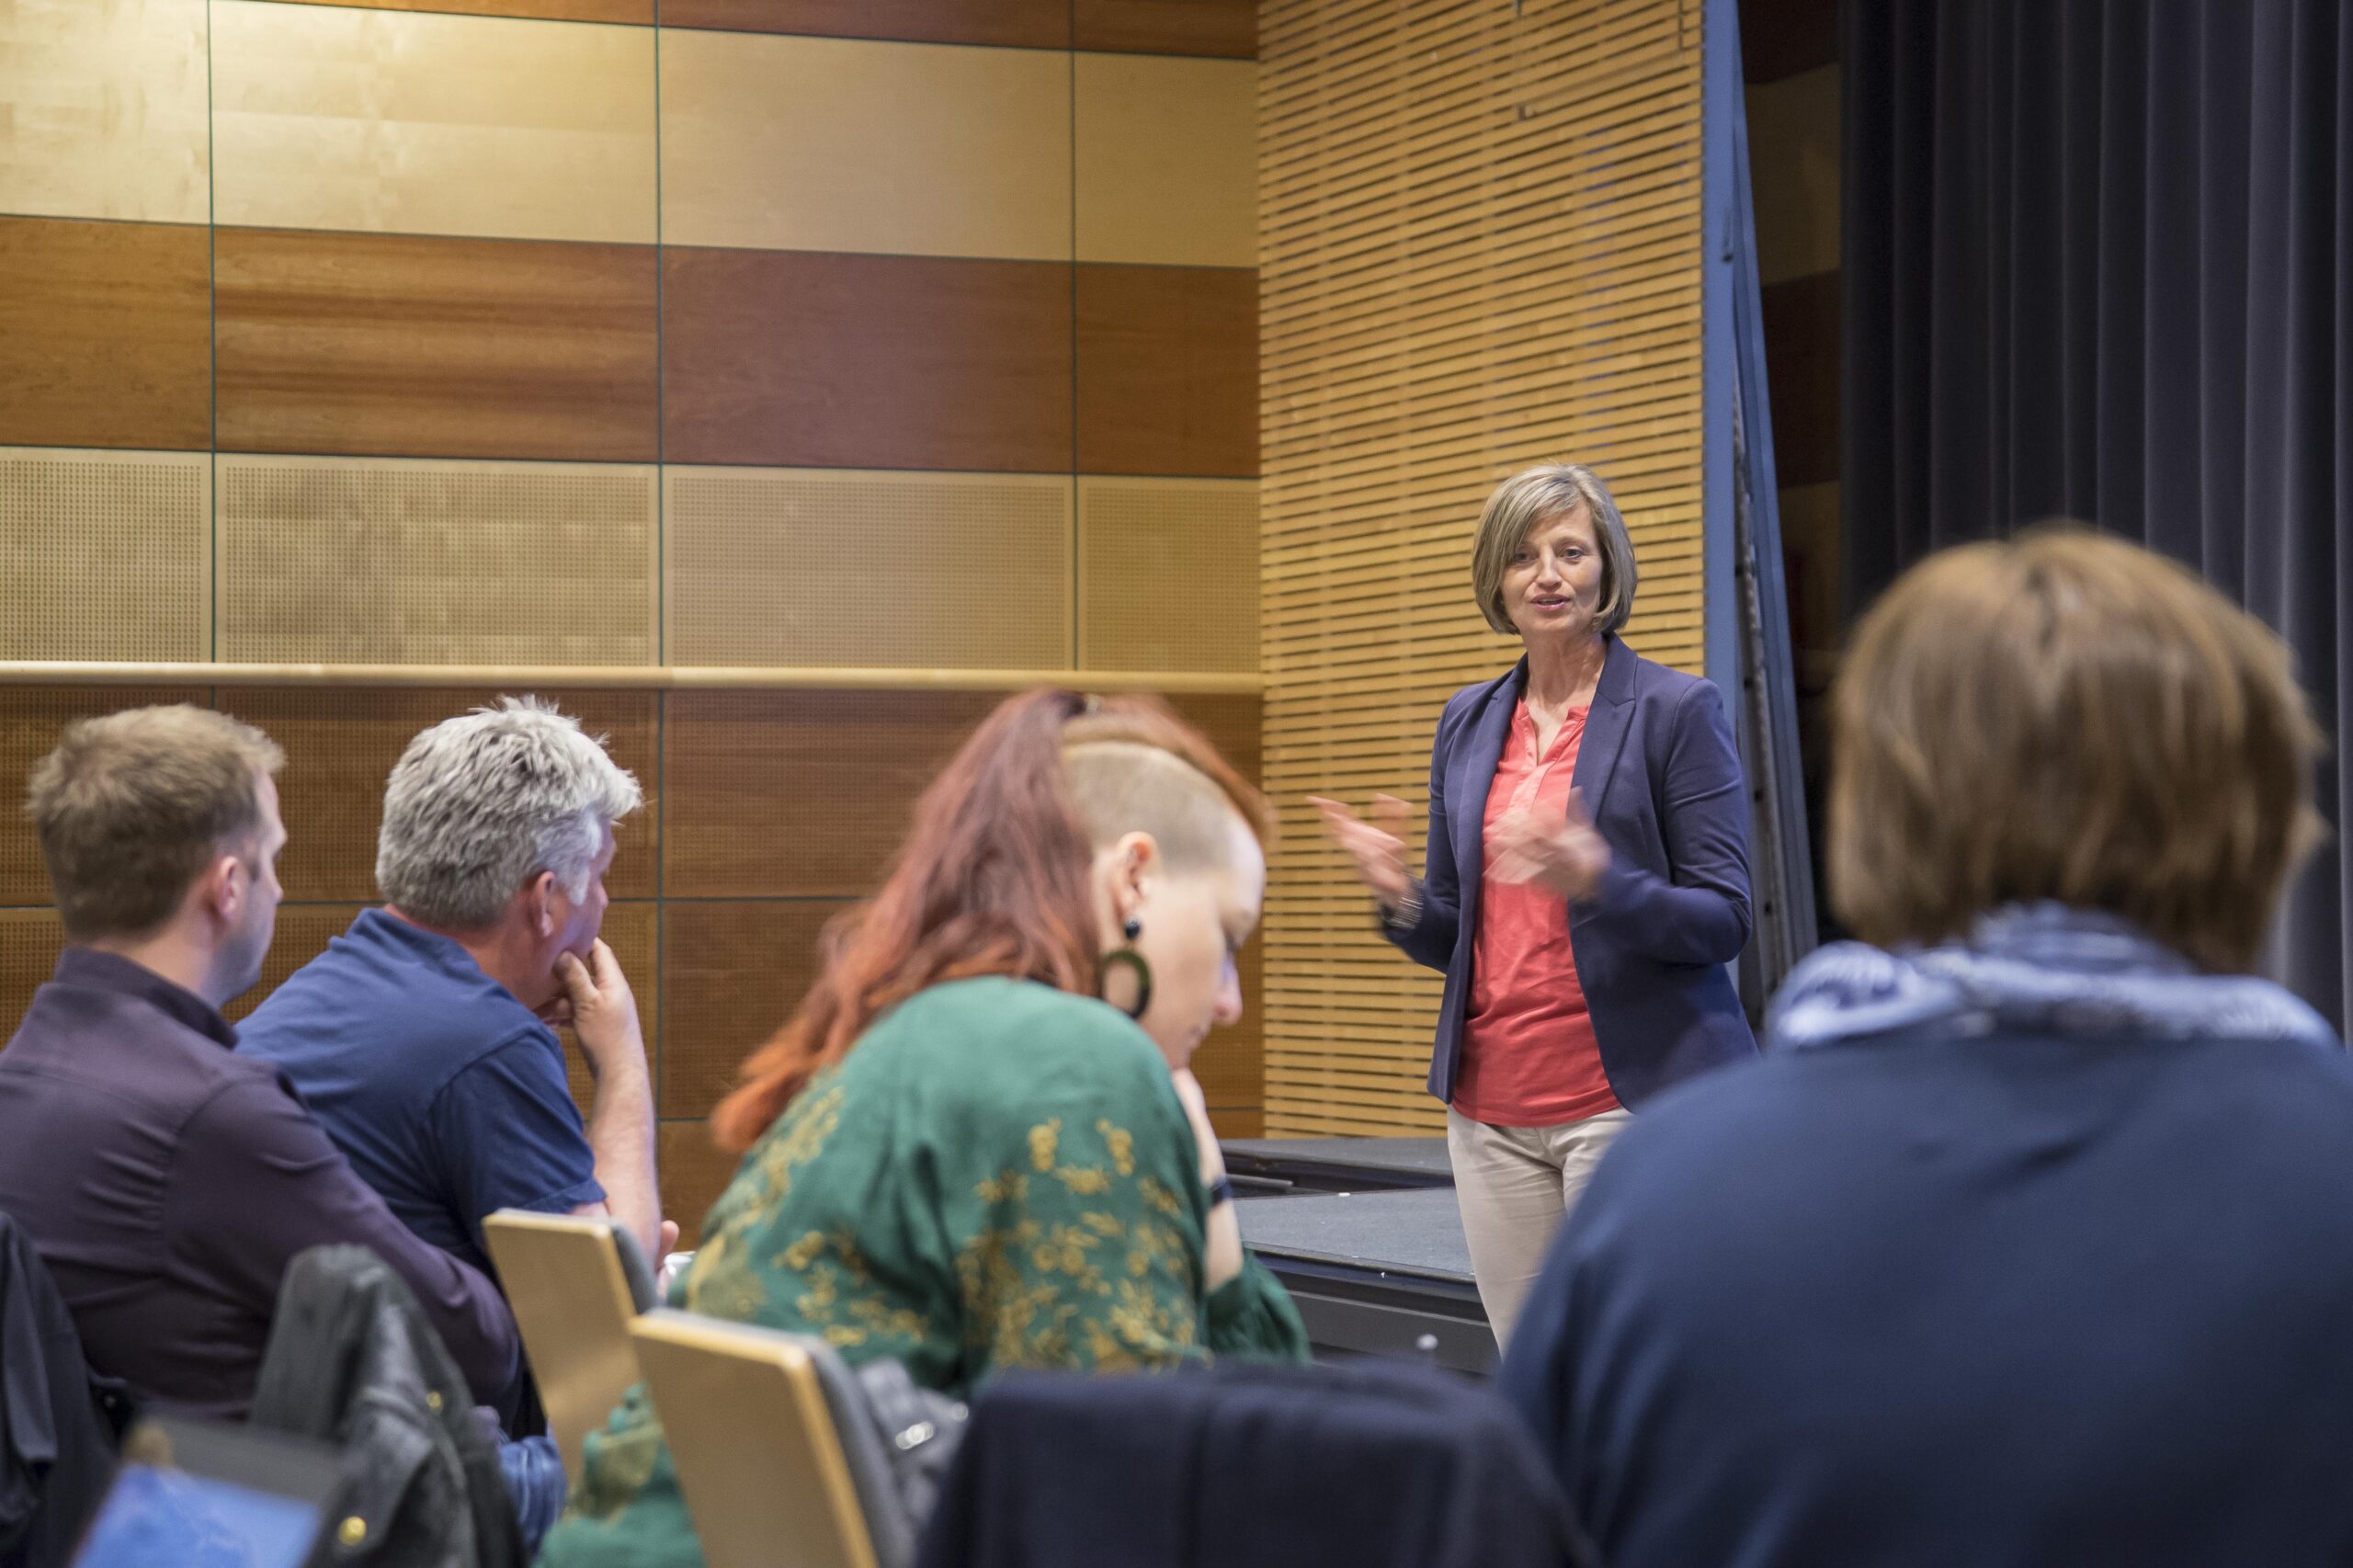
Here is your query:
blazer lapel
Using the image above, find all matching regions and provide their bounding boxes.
[1451,661,1523,906]
[1571,635,1638,819]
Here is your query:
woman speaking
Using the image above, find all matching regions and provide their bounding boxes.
[1313,462,1756,1346]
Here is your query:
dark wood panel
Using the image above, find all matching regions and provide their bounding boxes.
[563,899,660,1114]
[223,903,366,1023]
[215,228,658,462]
[1206,1106,1264,1139]
[0,218,210,451]
[1076,264,1257,478]
[0,688,212,907]
[662,247,1074,472]
[1760,268,1842,489]
[1164,691,1262,789]
[659,0,1064,47]
[660,1119,745,1249]
[0,911,64,1053]
[1741,0,1839,83]
[260,0,652,19]
[664,688,999,897]
[217,688,659,903]
[660,900,844,1119]
[1074,0,1255,58]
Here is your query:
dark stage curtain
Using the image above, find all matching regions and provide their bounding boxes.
[1844,0,2353,1030]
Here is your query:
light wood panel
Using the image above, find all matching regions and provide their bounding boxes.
[664,689,1000,898]
[1074,0,1255,59]
[0,687,209,906]
[216,456,657,667]
[0,218,210,451]
[659,0,1066,48]
[665,467,1072,669]
[1078,478,1256,675]
[1259,0,1709,1135]
[0,0,210,224]
[660,28,1070,259]
[214,228,659,462]
[661,248,1072,472]
[0,449,209,661]
[209,0,656,244]
[1075,264,1257,478]
[659,900,841,1119]
[1075,52,1256,267]
[216,686,658,903]
[263,0,652,21]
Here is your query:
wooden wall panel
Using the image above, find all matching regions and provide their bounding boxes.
[1259,0,1707,1135]
[1078,479,1257,675]
[1,449,210,661]
[222,903,365,1022]
[0,909,64,1051]
[214,229,659,463]
[660,29,1070,259]
[1075,265,1257,478]
[216,457,657,667]
[662,248,1073,472]
[263,0,652,22]
[0,687,210,906]
[0,0,210,224]
[659,1119,743,1248]
[1760,268,1840,487]
[1074,53,1256,267]
[658,900,841,1119]
[209,0,657,244]
[218,687,659,903]
[561,899,658,1113]
[660,0,1066,49]
[0,218,210,452]
[666,467,1072,668]
[665,689,999,898]
[1074,0,1255,60]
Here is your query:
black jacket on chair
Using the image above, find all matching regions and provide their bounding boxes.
[915,1359,1583,1568]
[249,1246,521,1568]
[0,1213,119,1568]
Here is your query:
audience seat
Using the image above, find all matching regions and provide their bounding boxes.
[480,1211,657,1488]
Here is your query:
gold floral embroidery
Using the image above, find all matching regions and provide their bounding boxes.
[1097,1119,1136,1176]
[1052,1165,1112,1195]
[1028,1119,1062,1172]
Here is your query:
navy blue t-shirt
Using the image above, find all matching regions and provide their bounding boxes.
[238,908,604,1280]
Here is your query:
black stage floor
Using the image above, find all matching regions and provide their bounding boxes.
[1226,1138,1495,1376]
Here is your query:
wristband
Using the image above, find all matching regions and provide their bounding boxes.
[1205,1175,1235,1209]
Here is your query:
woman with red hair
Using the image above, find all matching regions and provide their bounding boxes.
[540,689,1307,1568]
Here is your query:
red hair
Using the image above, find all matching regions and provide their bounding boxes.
[710,688,1267,1154]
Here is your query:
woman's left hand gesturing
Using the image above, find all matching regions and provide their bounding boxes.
[1491,789,1612,902]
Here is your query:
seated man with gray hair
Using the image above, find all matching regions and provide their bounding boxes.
[241,698,670,1423]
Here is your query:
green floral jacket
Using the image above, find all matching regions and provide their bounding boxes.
[536,976,1309,1568]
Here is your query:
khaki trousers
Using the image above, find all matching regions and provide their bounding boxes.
[1447,1105,1633,1349]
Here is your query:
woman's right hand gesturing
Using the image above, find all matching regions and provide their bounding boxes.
[1308,793,1414,910]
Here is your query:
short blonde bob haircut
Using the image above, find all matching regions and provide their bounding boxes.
[1469,463,1641,638]
[1829,526,2325,973]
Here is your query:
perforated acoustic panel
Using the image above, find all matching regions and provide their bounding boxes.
[222,903,364,1022]
[665,467,1071,669]
[0,909,64,1051]
[1259,0,1709,1135]
[659,899,843,1120]
[0,687,209,904]
[217,456,657,667]
[1078,477,1256,674]
[0,449,209,660]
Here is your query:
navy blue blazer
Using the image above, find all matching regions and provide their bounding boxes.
[1386,635,1757,1110]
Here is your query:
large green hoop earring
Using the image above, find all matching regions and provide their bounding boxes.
[1100,916,1153,1020]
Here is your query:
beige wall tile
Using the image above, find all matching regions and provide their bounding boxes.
[210,0,656,244]
[216,453,657,665]
[1074,52,1254,267]
[0,447,209,660]
[661,29,1070,259]
[1078,477,1256,673]
[1745,62,1839,287]
[0,0,210,223]
[665,465,1073,668]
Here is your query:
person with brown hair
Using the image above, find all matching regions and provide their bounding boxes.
[1501,529,2353,1567]
[538,689,1308,1568]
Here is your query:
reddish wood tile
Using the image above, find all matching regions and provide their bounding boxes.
[1077,264,1257,477]
[0,218,210,451]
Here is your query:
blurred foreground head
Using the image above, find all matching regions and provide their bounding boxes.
[1828,527,2325,972]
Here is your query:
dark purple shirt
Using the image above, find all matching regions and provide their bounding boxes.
[0,949,518,1419]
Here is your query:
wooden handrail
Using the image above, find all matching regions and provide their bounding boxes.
[0,662,1263,696]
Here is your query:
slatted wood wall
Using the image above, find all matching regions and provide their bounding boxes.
[1259,0,1710,1136]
